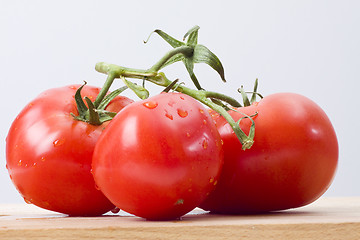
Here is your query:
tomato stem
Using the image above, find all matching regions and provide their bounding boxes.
[95,61,254,149]
[93,73,116,108]
[93,26,255,149]
[148,46,193,73]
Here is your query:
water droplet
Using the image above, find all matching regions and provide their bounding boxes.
[94,184,101,191]
[143,101,158,109]
[214,180,218,186]
[53,139,65,147]
[165,113,173,120]
[203,119,207,125]
[18,160,23,166]
[41,156,46,162]
[24,198,32,204]
[9,174,13,180]
[221,139,224,145]
[177,108,188,118]
[168,100,176,107]
[32,162,37,167]
[202,139,208,149]
[5,164,8,170]
[209,178,214,183]
[111,207,120,214]
[199,109,204,114]
[186,132,191,137]
[69,86,77,90]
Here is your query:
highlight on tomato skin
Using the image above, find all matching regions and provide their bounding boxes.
[6,85,133,216]
[200,93,339,214]
[92,92,224,220]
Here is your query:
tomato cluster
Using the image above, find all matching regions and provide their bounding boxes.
[5,86,338,219]
[5,26,338,220]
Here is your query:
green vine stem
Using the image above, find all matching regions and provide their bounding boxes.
[95,61,254,150]
[92,26,255,149]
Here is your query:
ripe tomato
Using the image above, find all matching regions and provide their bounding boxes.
[92,92,224,220]
[6,84,133,216]
[200,93,338,213]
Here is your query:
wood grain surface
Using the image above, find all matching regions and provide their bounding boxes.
[1,197,359,239]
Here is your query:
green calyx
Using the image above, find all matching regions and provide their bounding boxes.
[145,25,225,90]
[237,78,263,107]
[71,81,127,125]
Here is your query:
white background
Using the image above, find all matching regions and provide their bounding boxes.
[1,0,359,203]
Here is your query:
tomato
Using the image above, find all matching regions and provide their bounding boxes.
[6,84,133,216]
[200,93,338,213]
[92,92,224,220]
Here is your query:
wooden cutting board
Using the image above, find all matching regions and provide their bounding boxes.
[1,197,359,239]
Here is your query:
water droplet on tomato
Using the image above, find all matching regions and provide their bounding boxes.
[53,139,65,147]
[202,139,208,149]
[9,174,13,180]
[186,132,191,137]
[165,113,173,120]
[168,100,176,107]
[32,162,37,168]
[94,183,101,191]
[111,207,120,214]
[203,119,207,125]
[5,164,8,170]
[213,180,218,186]
[69,86,77,90]
[177,108,188,118]
[199,109,204,114]
[17,160,23,166]
[41,156,46,162]
[143,101,158,109]
[24,198,32,204]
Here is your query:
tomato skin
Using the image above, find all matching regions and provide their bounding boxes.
[92,92,223,220]
[201,93,338,213]
[6,85,133,216]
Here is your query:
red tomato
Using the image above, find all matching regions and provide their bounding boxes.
[200,93,338,213]
[92,92,224,220]
[6,85,133,216]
